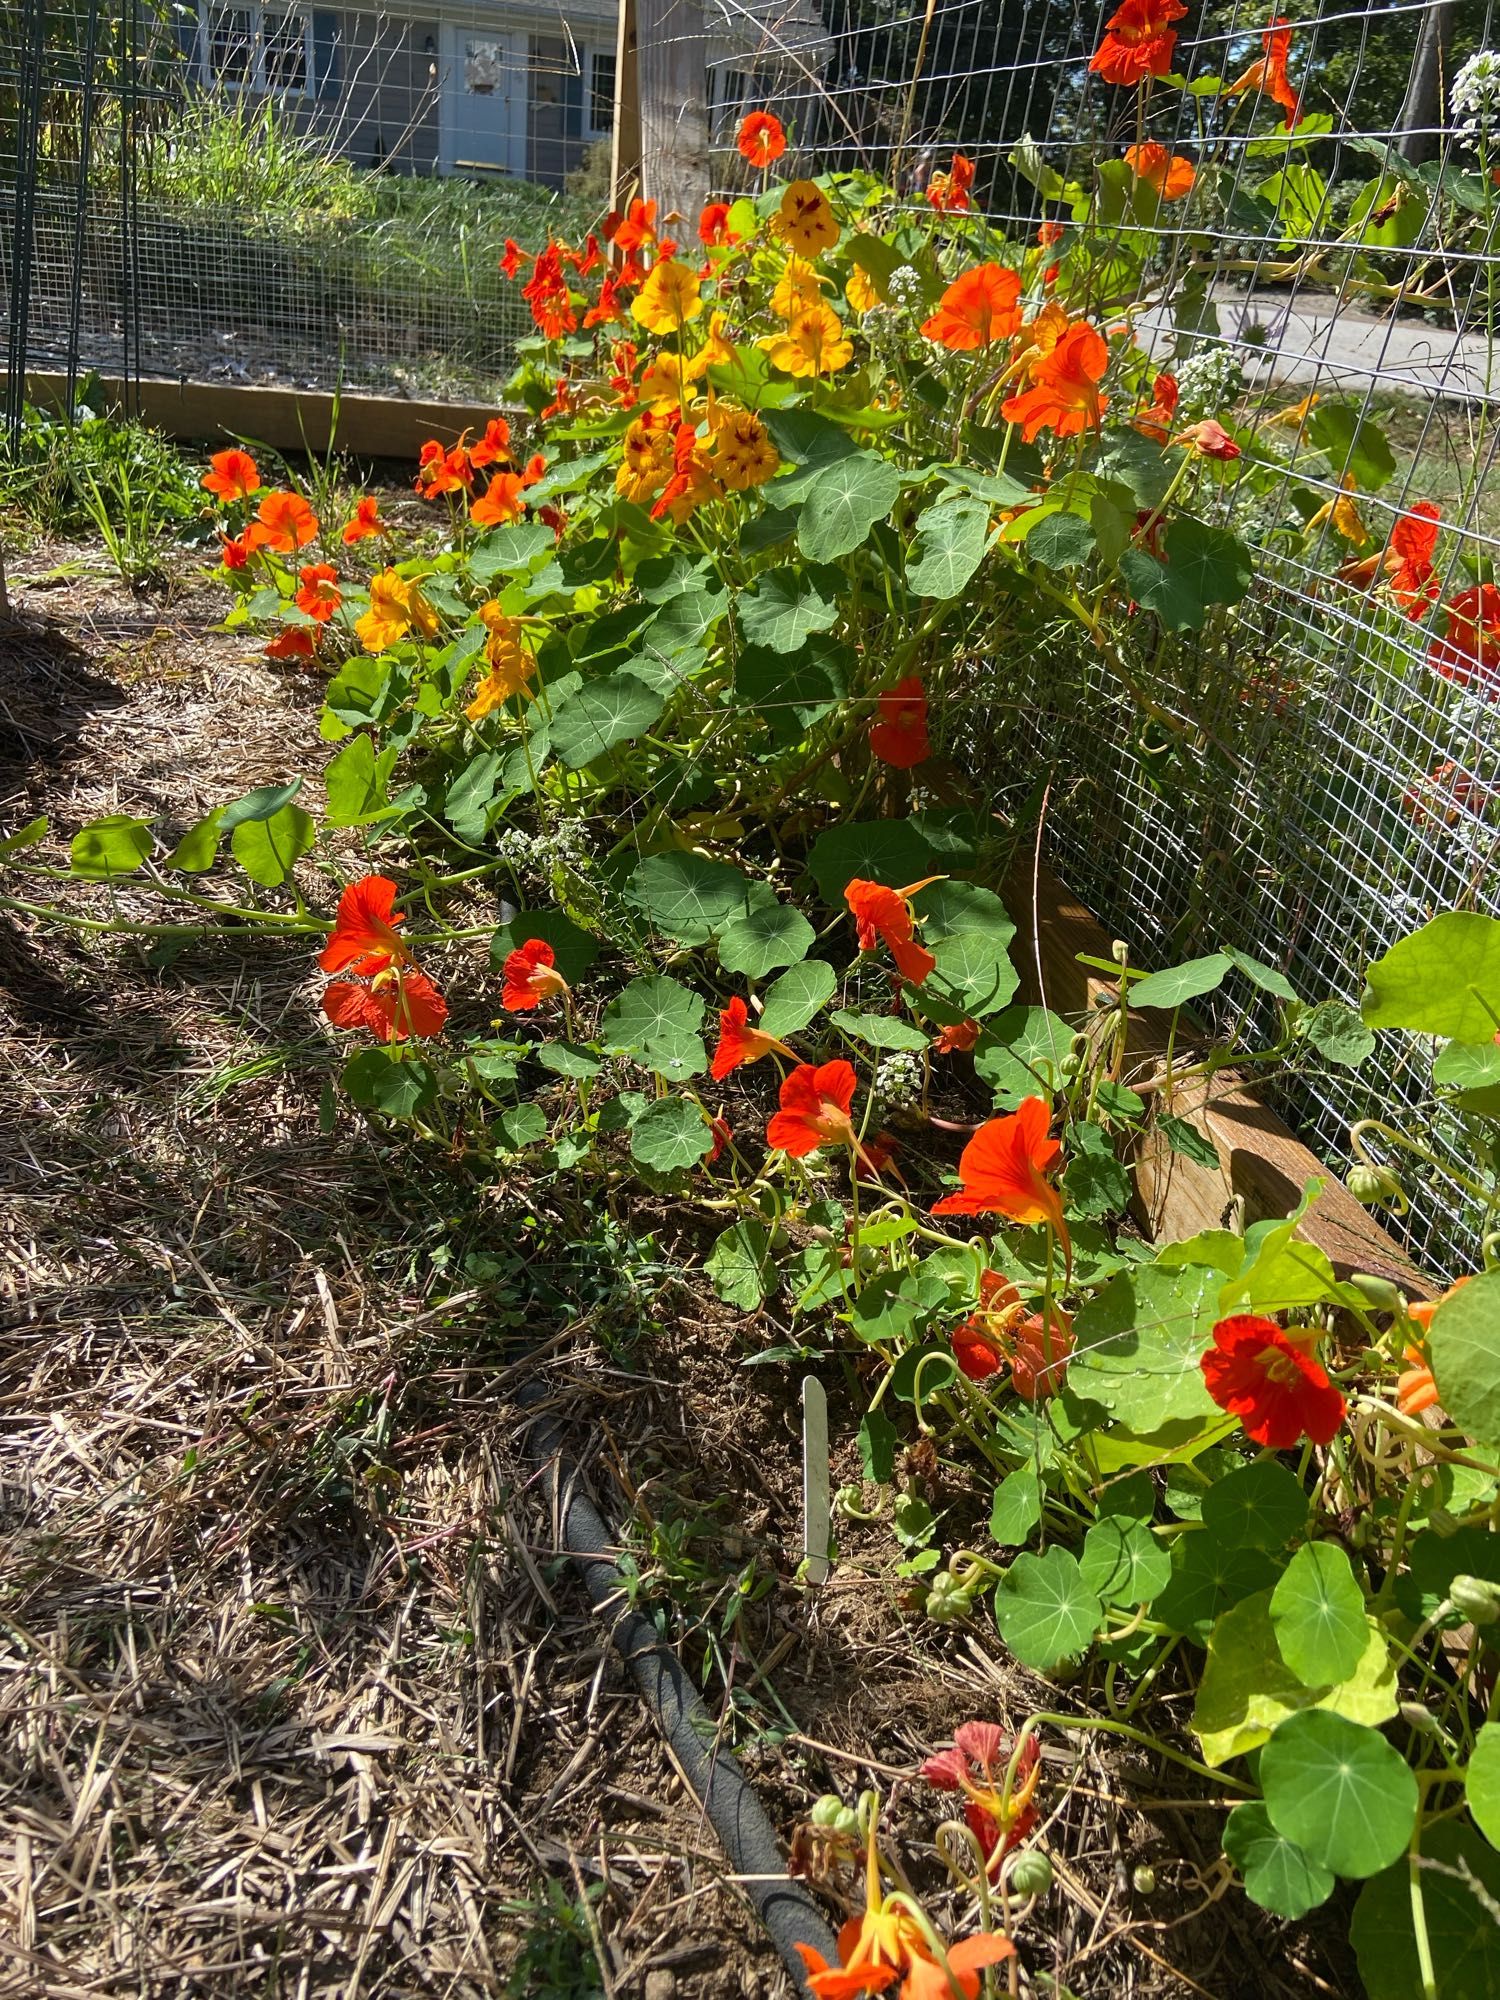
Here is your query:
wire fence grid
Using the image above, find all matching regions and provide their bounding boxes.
[3,0,1497,1273]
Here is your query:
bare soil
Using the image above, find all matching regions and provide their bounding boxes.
[0,535,1358,1998]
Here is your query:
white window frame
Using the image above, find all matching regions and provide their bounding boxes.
[196,4,316,98]
[583,45,616,142]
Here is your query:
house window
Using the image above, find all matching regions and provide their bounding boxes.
[197,5,313,95]
[585,47,616,139]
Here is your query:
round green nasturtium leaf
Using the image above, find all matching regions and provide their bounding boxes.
[906,495,990,599]
[629,1096,714,1174]
[1025,509,1095,570]
[1156,1538,1280,1645]
[758,959,838,1040]
[1222,1802,1334,1920]
[626,851,757,945]
[830,1008,930,1051]
[70,813,152,878]
[1199,1456,1310,1553]
[1066,1261,1223,1437]
[1270,1540,1369,1688]
[167,808,224,872]
[989,1468,1044,1548]
[1225,947,1297,1002]
[601,975,707,1081]
[717,902,814,978]
[1261,1710,1418,1878]
[1079,1517,1171,1608]
[342,1049,437,1119]
[806,820,938,904]
[1362,912,1500,1043]
[1116,518,1253,631]
[1300,1000,1375,1069]
[796,452,903,563]
[491,909,601,986]
[1352,1822,1500,2000]
[231,802,316,887]
[1466,1722,1500,1849]
[1191,1588,1397,1766]
[887,1341,957,1404]
[498,1101,548,1151]
[973,1005,1073,1107]
[736,564,842,653]
[535,1042,601,1080]
[1428,1271,1500,1447]
[912,882,1019,1017]
[993,1546,1104,1673]
[549,672,664,768]
[1125,952,1232,1012]
[706,1220,776,1311]
[220,778,304,831]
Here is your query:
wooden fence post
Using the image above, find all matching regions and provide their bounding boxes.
[629,0,709,226]
[609,0,642,212]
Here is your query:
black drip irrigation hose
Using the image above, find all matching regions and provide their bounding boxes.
[517,1381,840,1992]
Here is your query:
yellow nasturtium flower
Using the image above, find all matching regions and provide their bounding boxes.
[772,258,828,319]
[845,261,881,314]
[355,569,438,654]
[1306,473,1367,547]
[775,179,840,257]
[710,406,780,490]
[760,302,854,378]
[630,258,705,334]
[638,350,694,411]
[615,414,676,504]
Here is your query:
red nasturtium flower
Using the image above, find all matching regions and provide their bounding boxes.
[502,938,569,1010]
[1340,501,1441,615]
[341,494,388,544]
[265,626,317,661]
[1036,220,1065,247]
[1172,418,1241,460]
[245,489,319,552]
[1226,17,1301,129]
[1124,142,1196,199]
[323,965,447,1043]
[934,1017,981,1055]
[1402,760,1488,827]
[926,153,976,212]
[1430,583,1500,695]
[932,1097,1069,1245]
[921,263,1023,350]
[416,439,474,500]
[500,237,526,279]
[710,994,795,1079]
[609,199,658,252]
[320,873,410,975]
[202,447,261,502]
[738,110,786,168]
[922,1722,1043,1876]
[294,562,341,621]
[220,534,250,570]
[1201,1316,1346,1448]
[1088,0,1188,85]
[698,201,735,247]
[1001,323,1110,442]
[706,1111,733,1165]
[845,878,939,986]
[469,416,513,468]
[766,1060,868,1162]
[1133,371,1180,442]
[868,675,931,768]
[952,1269,1074,1399]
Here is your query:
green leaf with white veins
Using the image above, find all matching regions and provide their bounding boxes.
[1362,912,1500,1043]
[717,903,814,978]
[1271,1541,1369,1686]
[906,497,990,599]
[707,1220,777,1310]
[738,565,842,652]
[797,453,903,562]
[231,803,315,887]
[549,672,664,768]
[630,1097,715,1173]
[627,852,759,945]
[1067,1260,1223,1434]
[994,1546,1104,1671]
[1117,519,1253,630]
[759,960,837,1040]
[601,976,707,1080]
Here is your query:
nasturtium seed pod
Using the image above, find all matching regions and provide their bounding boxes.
[1450,1574,1500,1624]
[1059,1052,1083,1081]
[1132,1864,1157,1896]
[810,1794,847,1829]
[1347,1163,1406,1208]
[1007,1850,1053,1898]
[925,1571,974,1624]
[1347,1272,1406,1315]
[1426,1507,1460,1539]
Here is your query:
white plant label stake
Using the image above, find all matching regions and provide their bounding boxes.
[801,1374,830,1586]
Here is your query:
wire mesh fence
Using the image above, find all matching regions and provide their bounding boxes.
[3,0,1497,1272]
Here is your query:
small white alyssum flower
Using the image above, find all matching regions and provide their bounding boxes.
[1453,50,1500,141]
[874,1051,924,1107]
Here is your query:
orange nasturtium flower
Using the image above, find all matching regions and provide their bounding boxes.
[502,938,570,1011]
[1001,322,1110,442]
[1305,474,1366,547]
[615,413,676,504]
[1124,141,1196,200]
[1173,418,1241,460]
[761,301,853,377]
[321,874,411,974]
[698,201,737,248]
[244,489,319,553]
[1338,500,1441,616]
[1395,1278,1471,1417]
[471,471,528,529]
[355,569,438,654]
[776,179,840,256]
[920,263,1023,350]
[323,965,447,1043]
[201,447,261,502]
[264,626,316,662]
[466,608,535,719]
[737,109,786,169]
[341,494,388,544]
[927,153,976,212]
[710,995,796,1079]
[952,1269,1074,1400]
[921,1721,1043,1876]
[469,416,514,468]
[221,534,250,570]
[1133,371,1179,442]
[294,562,341,621]
[415,439,474,499]
[710,407,779,490]
[1430,583,1500,693]
[845,877,939,986]
[1201,1316,1346,1447]
[766,1059,869,1163]
[932,1098,1069,1249]
[933,1017,981,1056]
[631,257,705,335]
[1226,17,1301,129]
[867,675,931,769]
[1088,0,1188,85]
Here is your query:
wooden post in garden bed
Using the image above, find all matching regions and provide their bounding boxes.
[610,0,709,225]
[1005,854,1430,1295]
